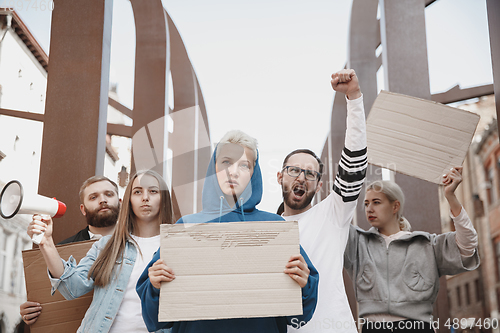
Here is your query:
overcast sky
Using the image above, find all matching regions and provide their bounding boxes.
[17,0,494,212]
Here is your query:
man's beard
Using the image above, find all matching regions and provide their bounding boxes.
[282,184,315,212]
[85,204,120,228]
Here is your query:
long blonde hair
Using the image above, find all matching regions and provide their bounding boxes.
[366,180,411,232]
[89,170,175,287]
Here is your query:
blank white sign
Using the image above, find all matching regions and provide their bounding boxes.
[367,90,480,184]
[159,220,302,322]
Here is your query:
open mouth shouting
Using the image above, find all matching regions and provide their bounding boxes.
[283,180,317,213]
[292,184,306,201]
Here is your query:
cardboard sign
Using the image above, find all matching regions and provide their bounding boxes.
[367,90,480,183]
[159,221,301,322]
[22,240,95,333]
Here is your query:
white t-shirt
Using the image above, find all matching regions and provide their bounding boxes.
[287,96,367,333]
[109,234,160,333]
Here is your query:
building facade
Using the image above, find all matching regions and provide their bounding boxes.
[0,10,49,332]
[439,95,499,333]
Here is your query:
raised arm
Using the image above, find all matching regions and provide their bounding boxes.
[330,69,367,204]
[443,167,478,257]
[331,69,367,218]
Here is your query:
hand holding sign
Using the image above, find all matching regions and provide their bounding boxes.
[148,259,175,289]
[284,254,310,288]
[442,167,463,195]
[442,166,464,217]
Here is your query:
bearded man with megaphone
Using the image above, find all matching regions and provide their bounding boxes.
[19,175,121,327]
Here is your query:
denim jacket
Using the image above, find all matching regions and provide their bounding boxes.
[49,235,170,333]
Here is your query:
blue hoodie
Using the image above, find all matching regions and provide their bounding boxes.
[136,145,319,333]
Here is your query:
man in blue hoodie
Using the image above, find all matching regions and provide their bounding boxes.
[136,130,319,333]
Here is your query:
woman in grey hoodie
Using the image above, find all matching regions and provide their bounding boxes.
[344,167,479,332]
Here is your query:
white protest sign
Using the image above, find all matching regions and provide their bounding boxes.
[159,220,302,322]
[367,90,480,183]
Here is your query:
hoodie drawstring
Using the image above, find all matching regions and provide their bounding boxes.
[218,196,246,222]
[240,198,246,221]
[219,196,224,223]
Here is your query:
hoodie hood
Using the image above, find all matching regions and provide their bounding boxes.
[179,143,273,224]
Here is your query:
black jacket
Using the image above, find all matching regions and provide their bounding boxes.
[59,226,91,245]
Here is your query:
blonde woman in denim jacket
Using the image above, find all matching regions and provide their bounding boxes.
[344,167,479,333]
[28,170,174,333]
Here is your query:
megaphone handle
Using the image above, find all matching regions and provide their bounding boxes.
[32,231,44,245]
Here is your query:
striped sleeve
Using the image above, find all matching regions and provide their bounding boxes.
[332,95,367,202]
[333,147,367,202]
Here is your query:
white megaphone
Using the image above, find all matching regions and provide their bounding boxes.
[0,180,66,244]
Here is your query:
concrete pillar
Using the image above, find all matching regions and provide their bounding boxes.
[129,0,168,177]
[195,78,212,214]
[348,0,380,112]
[167,12,211,218]
[380,0,431,99]
[348,0,381,231]
[379,0,449,328]
[38,0,113,244]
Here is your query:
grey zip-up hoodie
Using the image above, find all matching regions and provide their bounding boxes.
[344,224,479,322]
